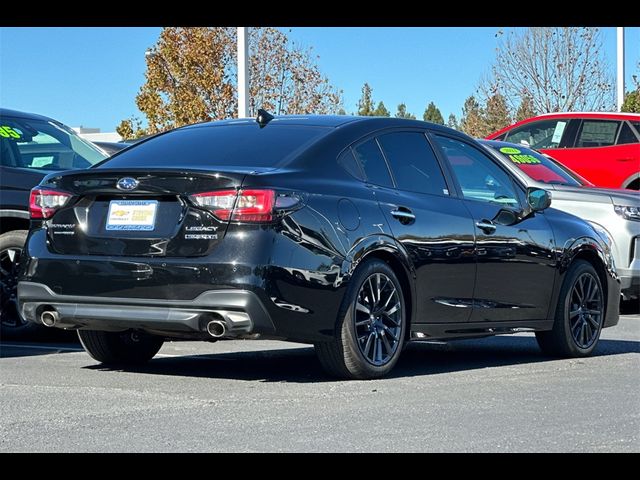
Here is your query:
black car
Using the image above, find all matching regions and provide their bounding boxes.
[0,108,108,337]
[17,114,620,379]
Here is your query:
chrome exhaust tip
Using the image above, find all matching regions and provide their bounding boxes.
[40,310,59,327]
[206,320,226,338]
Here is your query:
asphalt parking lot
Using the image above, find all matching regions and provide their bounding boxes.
[1,313,639,452]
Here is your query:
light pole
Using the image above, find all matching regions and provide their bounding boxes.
[617,27,625,112]
[237,27,250,118]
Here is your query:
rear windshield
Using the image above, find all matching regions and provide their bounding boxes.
[485,143,583,187]
[99,124,330,169]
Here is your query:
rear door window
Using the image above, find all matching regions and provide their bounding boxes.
[505,119,569,149]
[352,138,394,188]
[575,120,620,147]
[377,131,449,196]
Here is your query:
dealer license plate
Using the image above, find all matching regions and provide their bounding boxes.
[106,200,158,231]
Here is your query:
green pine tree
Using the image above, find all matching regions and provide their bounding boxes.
[621,89,640,113]
[395,103,416,119]
[447,113,459,130]
[459,96,487,137]
[357,83,375,116]
[373,101,390,117]
[485,92,512,134]
[423,101,444,124]
[515,95,537,122]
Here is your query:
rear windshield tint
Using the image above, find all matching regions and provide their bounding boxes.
[99,124,330,169]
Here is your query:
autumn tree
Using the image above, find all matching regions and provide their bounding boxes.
[485,27,614,113]
[116,116,147,140]
[423,101,444,124]
[484,92,511,134]
[373,101,390,117]
[249,28,341,116]
[118,27,342,135]
[459,95,487,137]
[357,83,376,116]
[395,103,416,119]
[515,94,537,122]
[447,113,459,130]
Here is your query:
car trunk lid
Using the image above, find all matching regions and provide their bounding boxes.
[42,168,248,257]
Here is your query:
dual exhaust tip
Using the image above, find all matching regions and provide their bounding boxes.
[40,309,228,338]
[206,319,226,338]
[40,309,59,327]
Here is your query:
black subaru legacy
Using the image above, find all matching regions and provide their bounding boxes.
[17,113,620,379]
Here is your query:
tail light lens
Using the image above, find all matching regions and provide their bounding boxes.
[191,189,276,222]
[29,188,71,219]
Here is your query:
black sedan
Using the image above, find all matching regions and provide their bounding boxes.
[17,114,620,379]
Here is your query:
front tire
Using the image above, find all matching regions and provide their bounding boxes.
[78,330,164,365]
[315,259,406,380]
[536,260,604,357]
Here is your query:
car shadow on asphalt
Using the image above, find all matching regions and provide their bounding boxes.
[83,335,640,383]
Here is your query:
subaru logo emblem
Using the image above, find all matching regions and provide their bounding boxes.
[116,177,139,191]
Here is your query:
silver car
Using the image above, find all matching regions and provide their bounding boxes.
[480,139,639,301]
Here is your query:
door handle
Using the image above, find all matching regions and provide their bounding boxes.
[475,220,496,234]
[391,209,416,224]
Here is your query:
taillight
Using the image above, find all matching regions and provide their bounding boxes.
[29,188,71,219]
[191,189,276,222]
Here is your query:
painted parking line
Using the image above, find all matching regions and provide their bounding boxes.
[0,342,181,358]
[1,343,83,352]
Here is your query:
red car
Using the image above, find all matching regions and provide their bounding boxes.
[487,112,640,190]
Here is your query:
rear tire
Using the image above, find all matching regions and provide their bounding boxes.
[536,260,604,357]
[315,259,406,380]
[78,329,164,365]
[0,230,42,339]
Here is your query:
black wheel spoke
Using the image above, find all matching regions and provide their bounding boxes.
[586,314,599,329]
[356,301,370,315]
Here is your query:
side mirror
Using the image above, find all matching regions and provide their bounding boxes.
[527,187,551,212]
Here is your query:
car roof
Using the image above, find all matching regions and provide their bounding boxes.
[533,111,640,120]
[0,107,59,123]
[487,111,640,139]
[183,114,453,131]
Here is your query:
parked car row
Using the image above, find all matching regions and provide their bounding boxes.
[486,112,640,190]
[1,107,636,379]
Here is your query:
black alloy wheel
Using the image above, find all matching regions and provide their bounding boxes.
[536,260,604,357]
[354,272,403,366]
[0,230,38,338]
[315,259,406,380]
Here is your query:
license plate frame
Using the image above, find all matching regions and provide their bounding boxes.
[106,200,158,231]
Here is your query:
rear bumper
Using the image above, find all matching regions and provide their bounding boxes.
[18,281,276,337]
